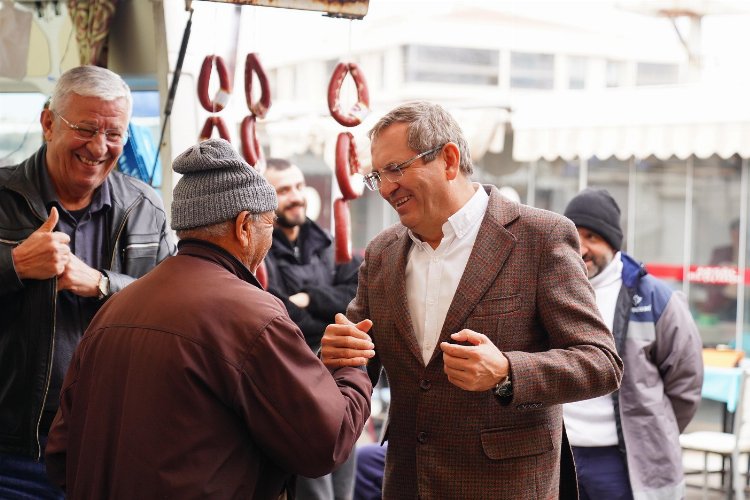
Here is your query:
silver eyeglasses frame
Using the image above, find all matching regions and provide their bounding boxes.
[363,144,445,191]
[51,110,128,145]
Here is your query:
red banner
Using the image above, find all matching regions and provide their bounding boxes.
[646,264,749,285]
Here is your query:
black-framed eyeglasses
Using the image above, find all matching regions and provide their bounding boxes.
[51,110,128,145]
[363,144,445,191]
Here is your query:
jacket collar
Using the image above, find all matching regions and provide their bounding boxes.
[4,145,49,221]
[269,218,331,262]
[620,251,647,288]
[5,145,140,221]
[382,184,520,364]
[177,238,262,289]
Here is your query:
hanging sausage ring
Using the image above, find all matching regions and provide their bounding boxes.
[333,198,353,264]
[240,115,262,167]
[327,62,370,127]
[197,55,232,113]
[256,259,269,288]
[244,53,271,119]
[335,132,365,200]
[199,116,231,142]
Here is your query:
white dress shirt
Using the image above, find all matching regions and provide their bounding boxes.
[405,184,489,365]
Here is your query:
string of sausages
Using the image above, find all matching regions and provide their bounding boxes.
[197,52,272,285]
[241,53,271,168]
[327,62,370,264]
[241,53,272,285]
[197,55,233,142]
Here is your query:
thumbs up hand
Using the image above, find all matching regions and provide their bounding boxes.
[11,207,72,280]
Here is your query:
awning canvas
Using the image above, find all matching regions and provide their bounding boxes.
[511,84,750,161]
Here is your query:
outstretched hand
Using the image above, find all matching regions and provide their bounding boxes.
[440,329,508,391]
[12,207,71,280]
[320,313,375,368]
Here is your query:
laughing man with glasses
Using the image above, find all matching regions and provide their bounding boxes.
[320,100,623,499]
[0,65,176,498]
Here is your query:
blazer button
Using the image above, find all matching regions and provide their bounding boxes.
[419,379,431,391]
[417,431,428,443]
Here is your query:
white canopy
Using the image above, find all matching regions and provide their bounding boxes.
[511,84,750,161]
[259,105,509,171]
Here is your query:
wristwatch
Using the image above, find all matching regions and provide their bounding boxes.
[492,374,513,398]
[97,272,110,300]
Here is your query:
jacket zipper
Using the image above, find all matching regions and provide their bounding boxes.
[36,278,57,460]
[0,238,21,245]
[18,193,55,461]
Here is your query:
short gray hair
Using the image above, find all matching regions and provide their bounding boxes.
[49,65,133,120]
[176,212,265,241]
[368,101,473,176]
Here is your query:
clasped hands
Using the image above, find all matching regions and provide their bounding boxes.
[320,313,509,391]
[11,207,102,297]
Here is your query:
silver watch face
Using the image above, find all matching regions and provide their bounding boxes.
[494,378,512,397]
[99,275,109,297]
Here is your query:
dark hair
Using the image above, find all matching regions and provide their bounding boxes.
[265,158,294,172]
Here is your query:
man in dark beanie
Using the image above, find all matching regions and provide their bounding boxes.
[45,138,372,500]
[562,188,703,500]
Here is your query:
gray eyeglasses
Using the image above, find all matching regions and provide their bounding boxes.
[51,110,128,145]
[363,144,445,191]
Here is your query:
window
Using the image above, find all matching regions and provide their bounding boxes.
[568,56,588,90]
[402,45,499,85]
[0,93,47,168]
[534,159,580,212]
[510,52,554,90]
[636,62,680,86]
[606,60,627,87]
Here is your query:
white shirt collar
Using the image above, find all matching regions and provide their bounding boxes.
[407,183,489,247]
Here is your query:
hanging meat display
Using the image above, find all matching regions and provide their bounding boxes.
[240,115,263,167]
[327,62,369,127]
[335,131,364,201]
[333,198,353,264]
[199,115,232,142]
[244,52,271,119]
[240,52,270,168]
[328,61,370,263]
[196,54,233,143]
[242,52,272,285]
[197,54,232,113]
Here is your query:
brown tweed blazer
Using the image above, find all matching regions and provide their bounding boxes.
[349,185,623,500]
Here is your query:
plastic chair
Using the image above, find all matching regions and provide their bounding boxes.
[680,367,749,500]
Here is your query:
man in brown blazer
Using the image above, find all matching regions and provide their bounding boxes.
[321,101,623,500]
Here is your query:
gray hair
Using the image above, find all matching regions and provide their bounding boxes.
[49,65,133,119]
[176,212,264,241]
[368,101,473,176]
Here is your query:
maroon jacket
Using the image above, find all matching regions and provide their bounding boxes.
[45,239,372,500]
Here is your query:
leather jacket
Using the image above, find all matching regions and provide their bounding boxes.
[0,146,176,458]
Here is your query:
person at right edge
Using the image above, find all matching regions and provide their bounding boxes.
[562,187,704,500]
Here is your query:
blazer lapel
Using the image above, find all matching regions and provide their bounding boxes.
[383,230,423,363]
[431,187,519,362]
